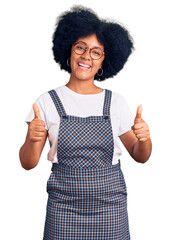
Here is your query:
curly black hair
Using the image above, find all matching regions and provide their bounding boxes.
[52,5,134,81]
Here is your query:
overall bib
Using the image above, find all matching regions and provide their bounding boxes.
[43,89,130,239]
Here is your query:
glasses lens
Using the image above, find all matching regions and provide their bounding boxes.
[74,43,86,55]
[91,48,103,59]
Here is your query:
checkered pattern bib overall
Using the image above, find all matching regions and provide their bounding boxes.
[43,89,130,239]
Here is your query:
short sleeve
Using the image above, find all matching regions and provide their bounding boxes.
[118,97,134,136]
[25,93,48,130]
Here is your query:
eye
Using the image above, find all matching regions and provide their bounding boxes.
[75,43,86,49]
[92,49,101,56]
[94,51,100,56]
[76,46,84,50]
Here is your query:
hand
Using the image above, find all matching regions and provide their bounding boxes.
[28,103,46,142]
[131,105,150,142]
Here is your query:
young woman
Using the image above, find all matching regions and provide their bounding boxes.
[19,5,152,239]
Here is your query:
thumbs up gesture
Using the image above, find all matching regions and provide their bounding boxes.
[28,103,46,142]
[131,105,150,142]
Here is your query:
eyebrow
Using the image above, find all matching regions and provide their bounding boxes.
[78,41,103,51]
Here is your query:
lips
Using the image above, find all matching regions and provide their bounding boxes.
[78,62,91,70]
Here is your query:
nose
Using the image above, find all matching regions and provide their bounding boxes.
[81,48,91,60]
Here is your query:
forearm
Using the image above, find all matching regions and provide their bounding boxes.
[132,138,152,163]
[19,128,47,170]
[19,136,41,170]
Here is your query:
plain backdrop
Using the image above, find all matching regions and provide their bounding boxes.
[1,0,171,239]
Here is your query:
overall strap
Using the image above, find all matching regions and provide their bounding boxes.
[48,89,67,118]
[103,89,112,117]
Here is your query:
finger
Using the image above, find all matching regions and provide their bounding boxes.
[135,104,142,123]
[132,122,145,130]
[136,133,146,139]
[34,126,46,132]
[33,119,45,127]
[33,103,42,120]
[139,138,147,142]
[133,128,147,134]
[34,132,45,137]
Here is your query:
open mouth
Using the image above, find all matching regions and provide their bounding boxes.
[78,62,91,70]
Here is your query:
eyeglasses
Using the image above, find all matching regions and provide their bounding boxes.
[73,41,105,60]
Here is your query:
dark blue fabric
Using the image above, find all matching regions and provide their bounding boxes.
[43,89,130,239]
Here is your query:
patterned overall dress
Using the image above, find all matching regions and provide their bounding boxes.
[43,89,130,239]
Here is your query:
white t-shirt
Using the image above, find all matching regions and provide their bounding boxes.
[25,85,134,165]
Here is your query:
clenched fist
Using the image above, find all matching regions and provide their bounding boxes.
[28,103,46,142]
[131,105,150,142]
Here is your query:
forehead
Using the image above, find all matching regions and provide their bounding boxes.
[75,34,104,50]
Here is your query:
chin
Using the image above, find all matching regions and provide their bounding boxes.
[78,76,94,81]
[73,72,94,81]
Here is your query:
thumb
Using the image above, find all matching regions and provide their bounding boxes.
[135,104,142,123]
[33,103,42,120]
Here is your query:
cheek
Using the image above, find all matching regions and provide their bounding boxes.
[70,55,77,70]
[94,60,103,71]
[70,48,76,68]
[100,57,104,67]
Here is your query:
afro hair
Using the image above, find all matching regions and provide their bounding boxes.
[52,5,134,81]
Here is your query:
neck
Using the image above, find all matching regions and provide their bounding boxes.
[66,75,102,94]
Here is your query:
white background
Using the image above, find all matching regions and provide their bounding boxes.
[1,0,171,239]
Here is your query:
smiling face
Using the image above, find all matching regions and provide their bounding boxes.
[70,34,105,82]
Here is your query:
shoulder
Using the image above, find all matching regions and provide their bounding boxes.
[110,90,127,105]
[35,86,63,102]
[109,90,131,116]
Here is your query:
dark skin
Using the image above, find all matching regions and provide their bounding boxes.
[19,34,152,170]
[120,105,152,163]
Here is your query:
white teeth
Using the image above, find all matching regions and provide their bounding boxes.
[78,63,91,68]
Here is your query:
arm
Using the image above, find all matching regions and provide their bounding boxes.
[19,126,48,170]
[119,130,152,163]
[119,105,152,163]
[19,103,48,170]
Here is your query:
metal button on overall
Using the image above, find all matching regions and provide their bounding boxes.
[43,89,130,239]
